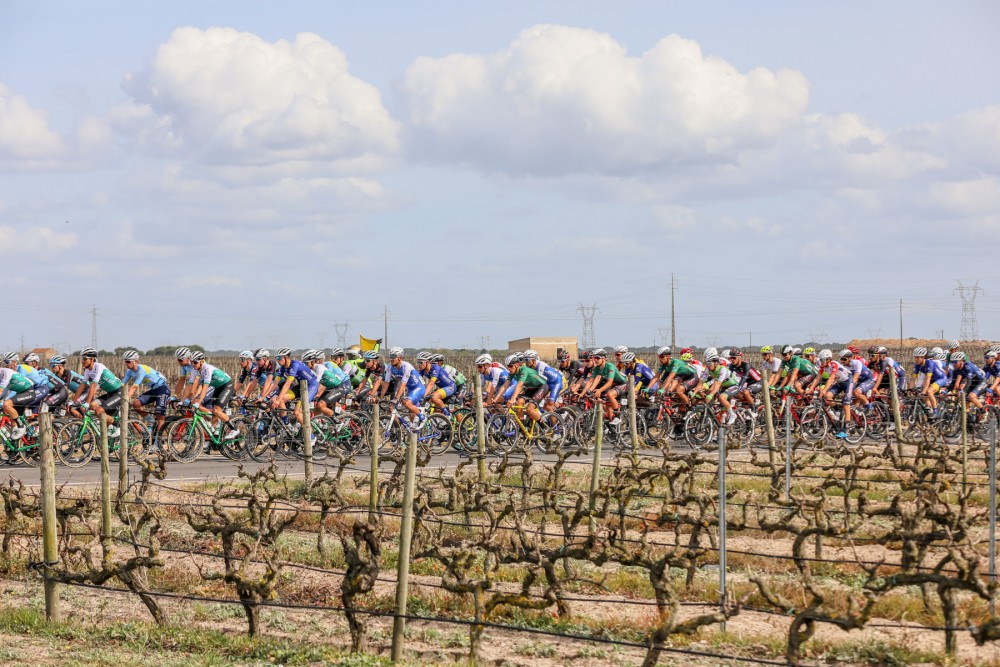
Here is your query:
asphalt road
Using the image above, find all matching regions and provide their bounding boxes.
[0,447,642,487]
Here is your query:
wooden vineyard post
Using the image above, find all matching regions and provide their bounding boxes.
[391,429,418,662]
[369,402,380,523]
[39,408,61,622]
[474,371,487,481]
[300,380,313,486]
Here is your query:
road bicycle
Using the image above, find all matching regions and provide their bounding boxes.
[164,407,249,463]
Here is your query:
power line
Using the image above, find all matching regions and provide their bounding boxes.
[955,279,983,341]
[577,302,598,349]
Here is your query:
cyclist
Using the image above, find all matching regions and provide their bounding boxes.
[812,349,853,439]
[495,353,545,423]
[121,350,170,431]
[842,348,875,411]
[307,350,349,417]
[949,351,989,412]
[234,351,257,399]
[253,349,279,401]
[329,349,356,390]
[476,353,508,403]
[1,353,38,440]
[913,347,948,416]
[779,346,817,394]
[621,352,654,394]
[558,350,585,382]
[728,349,761,407]
[432,354,468,403]
[522,349,563,411]
[70,347,123,437]
[189,351,238,439]
[703,353,738,424]
[583,349,628,425]
[172,347,198,405]
[947,339,967,363]
[416,351,456,414]
[760,346,781,387]
[566,351,593,395]
[272,348,318,428]
[12,353,53,408]
[870,346,906,395]
[357,351,384,401]
[40,354,82,413]
[983,348,1000,394]
[380,347,425,426]
[652,347,699,406]
[613,345,629,370]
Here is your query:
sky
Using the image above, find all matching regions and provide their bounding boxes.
[2,1,999,353]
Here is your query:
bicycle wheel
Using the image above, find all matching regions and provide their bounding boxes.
[865,402,889,439]
[218,418,250,460]
[336,412,368,456]
[165,418,205,463]
[487,413,521,454]
[844,409,867,445]
[683,407,715,449]
[533,412,567,454]
[419,413,453,456]
[54,420,98,468]
[246,418,276,462]
[798,406,828,446]
[122,418,152,463]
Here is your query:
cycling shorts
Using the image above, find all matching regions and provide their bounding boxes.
[7,388,36,408]
[967,379,989,397]
[288,381,318,403]
[27,384,53,409]
[797,374,816,387]
[138,383,171,415]
[545,375,563,402]
[319,385,349,407]
[829,380,854,405]
[681,376,700,391]
[855,378,877,395]
[433,384,456,400]
[44,386,69,408]
[97,388,124,412]
[405,383,426,405]
[204,382,235,410]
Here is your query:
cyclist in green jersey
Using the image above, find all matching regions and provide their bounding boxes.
[703,354,739,424]
[494,353,545,422]
[652,347,698,406]
[189,351,239,439]
[582,349,628,424]
[781,347,818,394]
[70,347,124,437]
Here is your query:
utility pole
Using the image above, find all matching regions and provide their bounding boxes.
[670,274,677,348]
[383,306,389,351]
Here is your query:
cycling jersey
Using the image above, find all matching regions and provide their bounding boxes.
[253,360,277,387]
[820,361,850,383]
[315,364,346,389]
[760,358,782,375]
[123,364,167,389]
[442,364,466,386]
[344,359,366,387]
[179,363,196,385]
[952,361,987,383]
[238,363,257,384]
[422,363,456,392]
[984,360,1000,380]
[197,363,232,388]
[914,359,948,387]
[846,359,872,382]
[729,361,761,390]
[706,364,738,388]
[657,358,695,379]
[276,360,313,385]
[323,361,348,386]
[17,364,49,388]
[508,365,547,389]
[0,367,33,400]
[532,360,563,385]
[83,362,124,393]
[625,362,655,390]
[384,361,424,392]
[481,365,509,389]
[592,360,627,385]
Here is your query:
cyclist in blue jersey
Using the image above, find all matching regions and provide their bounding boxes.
[234,351,257,399]
[842,349,874,412]
[39,354,76,411]
[122,350,170,430]
[416,351,456,414]
[984,348,1000,394]
[522,349,563,411]
[1,352,38,439]
[14,353,53,408]
[272,348,318,427]
[380,348,425,425]
[476,354,508,403]
[913,347,948,416]
[949,351,989,412]
[621,352,654,392]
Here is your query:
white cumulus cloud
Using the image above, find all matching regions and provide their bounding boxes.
[400,25,810,175]
[0,83,66,165]
[117,27,401,171]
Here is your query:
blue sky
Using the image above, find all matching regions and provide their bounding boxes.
[1,1,999,352]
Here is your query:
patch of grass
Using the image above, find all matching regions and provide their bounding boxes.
[808,637,943,666]
[514,639,558,657]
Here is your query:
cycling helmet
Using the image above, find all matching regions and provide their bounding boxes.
[2,352,19,364]
[985,350,997,360]
[913,347,927,357]
[24,353,39,364]
[239,350,254,360]
[930,346,944,357]
[990,344,1000,355]
[705,354,720,363]
[522,349,539,361]
[657,346,672,356]
[680,352,694,362]
[302,349,319,362]
[81,347,98,358]
[704,347,718,359]
[557,349,570,361]
[839,349,853,359]
[579,351,591,360]
[621,352,636,363]
[867,345,879,355]
[431,353,445,363]
[877,346,888,355]
[818,349,833,362]
[191,351,206,362]
[936,352,948,362]
[848,346,860,357]
[275,347,292,358]
[720,349,731,360]
[730,348,743,357]
[679,347,694,355]
[760,345,773,354]
[415,351,433,363]
[330,348,345,357]
[950,351,964,362]
[256,349,271,359]
[504,353,522,366]
[802,347,815,356]
[793,347,802,356]
[591,348,607,357]
[613,345,628,354]
[49,355,67,366]
[475,353,492,365]
[363,351,379,361]
[174,347,191,360]
[781,345,794,355]
[948,339,960,350]
[121,350,140,362]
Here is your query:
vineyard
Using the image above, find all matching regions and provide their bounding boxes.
[2,402,1000,667]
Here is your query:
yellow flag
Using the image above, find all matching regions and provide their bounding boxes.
[360,336,382,353]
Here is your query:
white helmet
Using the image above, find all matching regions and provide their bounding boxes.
[416,351,433,362]
[839,349,853,359]
[174,347,192,360]
[475,354,492,365]
[389,347,404,358]
[657,346,672,356]
[950,351,964,362]
[720,349,731,359]
[948,339,960,350]
[255,348,271,359]
[504,353,522,366]
[302,349,319,362]
[935,352,948,362]
[239,350,254,360]
[818,349,833,362]
[613,345,628,354]
[930,346,944,357]
[704,347,718,360]
[122,350,140,362]
[913,347,927,357]
[276,347,292,358]
[793,347,802,355]
[522,349,539,361]
[2,352,19,364]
